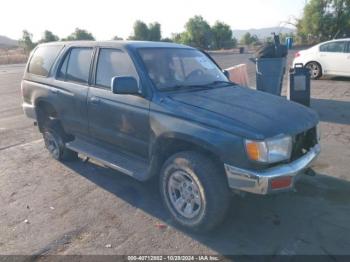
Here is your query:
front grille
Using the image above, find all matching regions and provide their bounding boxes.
[290,127,317,161]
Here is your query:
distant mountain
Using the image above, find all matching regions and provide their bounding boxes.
[232,27,295,40]
[0,35,18,48]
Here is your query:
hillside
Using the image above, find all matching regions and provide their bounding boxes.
[232,27,295,40]
[0,35,18,48]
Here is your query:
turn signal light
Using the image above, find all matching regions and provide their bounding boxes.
[246,142,260,161]
[271,176,292,189]
[295,52,300,58]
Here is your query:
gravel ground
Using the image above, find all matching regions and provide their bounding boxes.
[0,52,349,257]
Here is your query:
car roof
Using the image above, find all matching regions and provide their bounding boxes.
[37,40,193,50]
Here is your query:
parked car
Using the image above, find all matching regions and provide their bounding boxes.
[293,38,350,79]
[22,41,321,231]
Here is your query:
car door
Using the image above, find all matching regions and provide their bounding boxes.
[51,47,94,137]
[318,41,348,75]
[87,47,150,157]
[344,41,350,76]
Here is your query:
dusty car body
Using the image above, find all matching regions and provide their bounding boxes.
[22,41,320,231]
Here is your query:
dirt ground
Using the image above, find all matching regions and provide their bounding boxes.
[0,51,349,257]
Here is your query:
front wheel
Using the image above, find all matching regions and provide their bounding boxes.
[306,62,322,80]
[160,151,230,232]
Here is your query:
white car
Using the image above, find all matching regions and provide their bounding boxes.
[293,38,350,79]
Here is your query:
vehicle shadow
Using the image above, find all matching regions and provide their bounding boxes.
[64,160,350,255]
[311,98,350,125]
[320,76,350,82]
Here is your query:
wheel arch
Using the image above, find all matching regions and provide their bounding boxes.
[35,99,59,132]
[148,132,225,178]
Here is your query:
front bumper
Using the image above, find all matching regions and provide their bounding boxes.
[224,144,321,195]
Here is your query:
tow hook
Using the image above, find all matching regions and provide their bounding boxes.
[305,168,316,176]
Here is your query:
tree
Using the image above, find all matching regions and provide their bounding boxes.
[240,32,258,45]
[112,35,123,40]
[130,20,149,40]
[129,21,162,41]
[172,32,191,45]
[39,30,59,43]
[64,28,95,41]
[211,21,237,49]
[172,16,237,49]
[161,37,173,42]
[19,30,35,53]
[297,0,350,44]
[183,16,212,49]
[148,22,161,41]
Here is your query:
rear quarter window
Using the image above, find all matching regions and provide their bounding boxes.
[28,45,63,76]
[319,42,346,53]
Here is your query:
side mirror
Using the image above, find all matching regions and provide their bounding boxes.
[111,76,139,95]
[223,70,230,79]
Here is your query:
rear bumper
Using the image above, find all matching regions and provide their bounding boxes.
[291,58,304,68]
[22,102,37,120]
[224,144,321,195]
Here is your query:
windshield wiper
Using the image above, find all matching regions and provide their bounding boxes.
[185,80,236,89]
[160,85,192,91]
[202,80,236,87]
[161,81,236,92]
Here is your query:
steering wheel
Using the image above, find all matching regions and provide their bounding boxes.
[185,69,204,81]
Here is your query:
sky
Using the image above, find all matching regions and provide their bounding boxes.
[1,0,306,41]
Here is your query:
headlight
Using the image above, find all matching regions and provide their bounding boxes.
[245,135,292,163]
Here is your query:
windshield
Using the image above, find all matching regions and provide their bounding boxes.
[138,48,228,91]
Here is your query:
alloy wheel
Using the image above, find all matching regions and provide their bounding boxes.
[167,170,203,219]
[306,62,321,79]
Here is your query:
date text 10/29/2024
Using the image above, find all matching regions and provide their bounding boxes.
[127,255,220,261]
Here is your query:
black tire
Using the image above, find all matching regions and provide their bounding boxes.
[160,151,230,232]
[306,62,322,80]
[42,120,78,161]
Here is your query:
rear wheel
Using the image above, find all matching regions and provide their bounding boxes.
[43,120,78,161]
[160,151,230,232]
[306,62,322,79]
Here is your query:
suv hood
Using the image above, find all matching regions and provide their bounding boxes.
[166,86,319,140]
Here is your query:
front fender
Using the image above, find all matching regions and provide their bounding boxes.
[150,110,252,169]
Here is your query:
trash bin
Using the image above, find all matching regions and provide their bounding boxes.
[255,57,287,95]
[252,33,288,96]
[239,47,244,54]
[286,37,293,49]
[287,63,311,107]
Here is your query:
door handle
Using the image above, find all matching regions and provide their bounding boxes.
[90,97,100,104]
[51,89,59,95]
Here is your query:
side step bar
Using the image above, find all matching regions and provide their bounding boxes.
[66,138,149,181]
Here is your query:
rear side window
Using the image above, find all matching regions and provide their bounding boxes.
[58,47,93,84]
[95,48,138,88]
[28,45,63,76]
[319,42,346,53]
